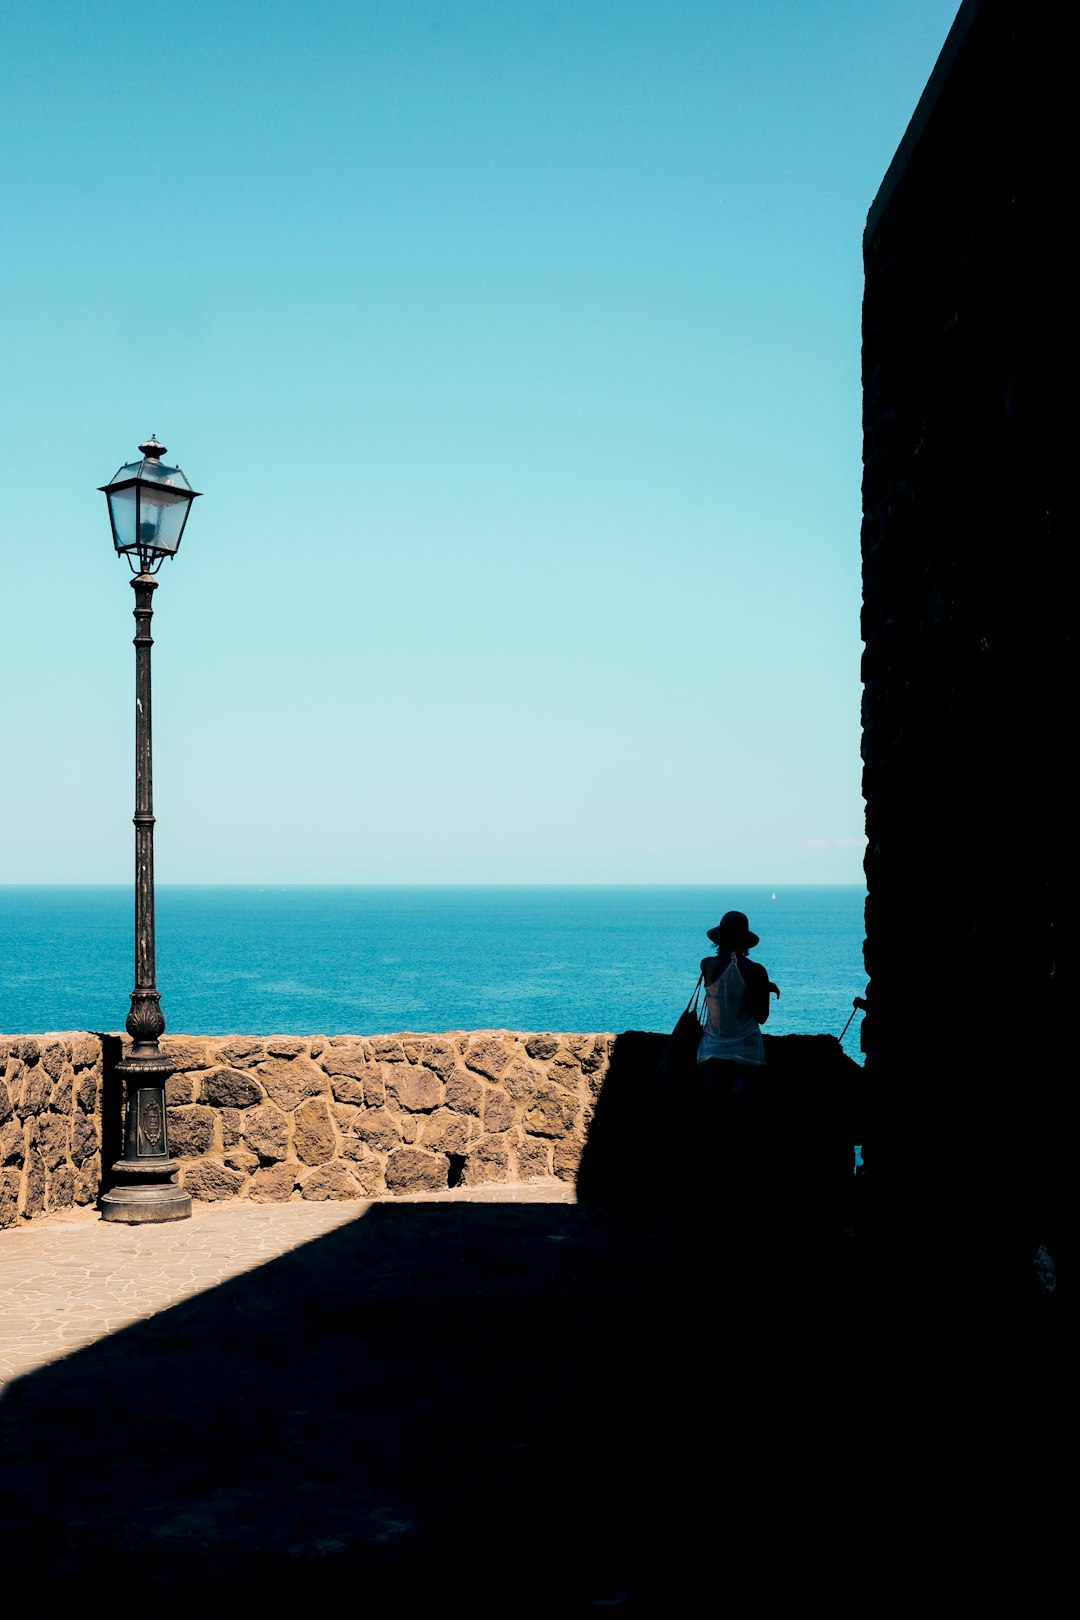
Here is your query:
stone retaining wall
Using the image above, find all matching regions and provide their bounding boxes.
[1,1029,614,1226]
[0,1035,103,1226]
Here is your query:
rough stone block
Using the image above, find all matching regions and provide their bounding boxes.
[319,1040,368,1080]
[165,1072,199,1106]
[182,1160,247,1202]
[24,1150,46,1217]
[69,1034,100,1071]
[354,1110,402,1152]
[420,1107,479,1155]
[201,1068,264,1109]
[36,1114,70,1170]
[75,1154,100,1205]
[346,1153,384,1197]
[161,1038,214,1072]
[213,1038,266,1069]
[502,1054,545,1101]
[517,1137,553,1180]
[1,1118,25,1166]
[462,1137,510,1184]
[299,1163,363,1201]
[47,1165,76,1211]
[18,1068,51,1116]
[553,1135,585,1180]
[329,1074,365,1105]
[241,1102,291,1164]
[48,1075,73,1115]
[341,1135,378,1165]
[482,1090,514,1133]
[219,1108,245,1148]
[75,1075,99,1113]
[524,1082,579,1139]
[547,1052,583,1091]
[578,1034,613,1074]
[41,1043,66,1081]
[255,1057,327,1112]
[462,1035,512,1081]
[385,1065,443,1113]
[225,1149,260,1173]
[0,1166,21,1226]
[266,1037,307,1058]
[167,1105,216,1157]
[385,1146,450,1194]
[294,1098,336,1166]
[445,1068,483,1116]
[405,1037,457,1079]
[248,1163,297,1203]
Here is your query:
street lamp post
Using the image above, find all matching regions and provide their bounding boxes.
[98,435,201,1224]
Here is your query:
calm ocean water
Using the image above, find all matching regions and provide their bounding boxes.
[0,885,867,1062]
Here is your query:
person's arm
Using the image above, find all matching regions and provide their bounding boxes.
[742,959,772,1025]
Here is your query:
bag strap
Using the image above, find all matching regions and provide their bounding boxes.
[685,971,704,1017]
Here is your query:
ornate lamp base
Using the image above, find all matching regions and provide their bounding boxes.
[100,1051,192,1223]
[100,1162,192,1223]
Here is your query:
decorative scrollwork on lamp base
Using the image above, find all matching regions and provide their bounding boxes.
[126,988,166,1051]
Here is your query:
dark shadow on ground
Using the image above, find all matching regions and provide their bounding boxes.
[3,1035,1061,1609]
[0,1194,874,1613]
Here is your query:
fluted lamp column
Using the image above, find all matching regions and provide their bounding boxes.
[98,435,202,1224]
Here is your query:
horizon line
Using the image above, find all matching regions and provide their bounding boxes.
[0,879,867,889]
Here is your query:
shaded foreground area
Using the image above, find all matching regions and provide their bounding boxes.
[0,1195,855,1611]
[0,1035,1063,1611]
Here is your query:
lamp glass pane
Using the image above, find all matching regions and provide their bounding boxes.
[142,460,193,493]
[138,485,191,554]
[107,485,139,552]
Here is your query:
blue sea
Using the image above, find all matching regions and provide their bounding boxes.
[0,885,867,1062]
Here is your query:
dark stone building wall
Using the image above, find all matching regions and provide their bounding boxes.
[861,0,1068,1304]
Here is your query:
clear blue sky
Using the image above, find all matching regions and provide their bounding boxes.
[1,0,959,885]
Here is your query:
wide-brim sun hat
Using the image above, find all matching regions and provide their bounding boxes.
[707,910,759,949]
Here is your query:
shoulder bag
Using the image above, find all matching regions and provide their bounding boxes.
[656,971,705,1083]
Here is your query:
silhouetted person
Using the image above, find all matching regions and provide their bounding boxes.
[697,910,780,1249]
[698,910,777,1091]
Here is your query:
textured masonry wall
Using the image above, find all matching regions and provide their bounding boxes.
[0,1030,613,1226]
[860,0,1067,1286]
[0,1035,104,1226]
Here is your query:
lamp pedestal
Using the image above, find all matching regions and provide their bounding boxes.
[100,1052,191,1223]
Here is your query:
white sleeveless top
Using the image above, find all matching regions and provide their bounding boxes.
[697,953,766,1067]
